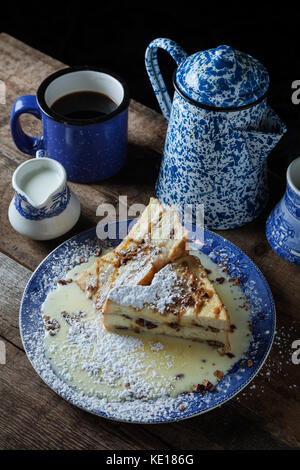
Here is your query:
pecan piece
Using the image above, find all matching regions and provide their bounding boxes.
[86,284,97,298]
[42,315,60,335]
[202,379,215,392]
[213,370,224,381]
[181,294,195,307]
[61,310,86,325]
[192,383,206,395]
[226,352,235,359]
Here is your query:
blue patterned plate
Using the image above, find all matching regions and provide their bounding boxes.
[20,222,275,423]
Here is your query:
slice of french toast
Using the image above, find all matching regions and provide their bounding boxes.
[75,198,189,310]
[103,254,231,352]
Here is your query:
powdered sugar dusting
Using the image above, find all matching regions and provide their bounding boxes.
[64,314,176,400]
[108,264,183,313]
[150,341,164,352]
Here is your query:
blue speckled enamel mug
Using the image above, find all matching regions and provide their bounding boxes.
[10,67,130,183]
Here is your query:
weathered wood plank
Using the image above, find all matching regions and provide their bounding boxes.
[0,249,299,449]
[0,33,299,318]
[0,32,166,156]
[0,33,300,450]
[0,150,156,270]
[0,253,30,348]
[0,32,161,269]
[0,254,222,449]
[0,341,174,450]
[0,335,296,450]
[0,254,173,450]
[221,210,300,321]
[0,253,216,450]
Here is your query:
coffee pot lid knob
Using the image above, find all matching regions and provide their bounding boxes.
[175,44,269,109]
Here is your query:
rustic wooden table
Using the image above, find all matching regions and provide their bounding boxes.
[0,33,299,450]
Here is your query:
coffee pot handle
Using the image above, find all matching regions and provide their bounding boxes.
[145,38,187,122]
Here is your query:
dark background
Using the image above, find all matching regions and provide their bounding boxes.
[1,5,300,178]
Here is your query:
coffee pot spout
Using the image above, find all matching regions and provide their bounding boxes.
[240,106,287,163]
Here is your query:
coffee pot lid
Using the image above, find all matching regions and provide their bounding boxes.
[175,45,269,109]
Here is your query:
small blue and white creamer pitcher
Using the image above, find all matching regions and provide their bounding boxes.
[8,153,80,240]
[145,39,287,229]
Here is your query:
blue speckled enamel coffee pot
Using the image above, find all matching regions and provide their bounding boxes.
[145,38,287,229]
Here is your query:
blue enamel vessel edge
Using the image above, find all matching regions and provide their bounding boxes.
[266,157,300,265]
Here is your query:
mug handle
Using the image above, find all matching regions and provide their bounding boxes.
[10,95,43,154]
[145,38,188,122]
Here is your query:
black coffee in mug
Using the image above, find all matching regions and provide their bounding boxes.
[50,91,118,120]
